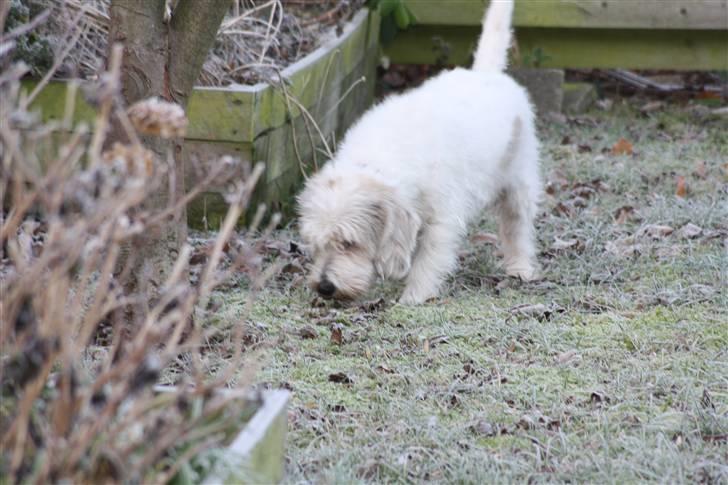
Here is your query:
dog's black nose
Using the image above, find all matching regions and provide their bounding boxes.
[317,278,336,297]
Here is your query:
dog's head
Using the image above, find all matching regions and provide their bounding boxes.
[297,166,421,300]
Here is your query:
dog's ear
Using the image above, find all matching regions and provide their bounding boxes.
[373,197,421,280]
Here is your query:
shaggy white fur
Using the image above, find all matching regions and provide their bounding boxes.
[297,0,542,304]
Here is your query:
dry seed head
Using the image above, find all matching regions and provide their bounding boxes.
[127,98,188,138]
[102,142,156,177]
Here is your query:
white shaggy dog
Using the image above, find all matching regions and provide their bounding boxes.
[297,0,541,304]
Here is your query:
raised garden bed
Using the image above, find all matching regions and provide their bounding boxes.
[152,387,290,484]
[26,8,380,229]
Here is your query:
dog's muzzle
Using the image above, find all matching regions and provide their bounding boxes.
[316,277,336,298]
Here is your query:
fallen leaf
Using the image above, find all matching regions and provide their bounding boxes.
[551,237,582,252]
[571,185,597,199]
[555,350,580,364]
[590,391,611,405]
[517,414,537,430]
[298,325,318,339]
[640,224,674,239]
[577,144,592,153]
[328,372,353,384]
[693,160,707,179]
[605,237,641,258]
[428,335,450,348]
[655,246,682,259]
[471,232,499,245]
[544,172,569,195]
[571,196,589,209]
[189,249,208,265]
[470,420,496,436]
[639,100,664,113]
[509,303,563,321]
[330,324,343,345]
[679,223,702,239]
[675,175,688,198]
[614,205,635,224]
[611,138,633,156]
[281,260,305,275]
[375,364,395,374]
[552,202,573,217]
[358,298,385,313]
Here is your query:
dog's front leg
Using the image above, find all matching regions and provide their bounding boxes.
[399,222,460,304]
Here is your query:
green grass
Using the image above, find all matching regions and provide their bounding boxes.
[211,100,727,483]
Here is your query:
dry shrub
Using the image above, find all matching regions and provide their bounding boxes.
[37,0,350,86]
[0,15,277,485]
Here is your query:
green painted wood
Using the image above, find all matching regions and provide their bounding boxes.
[518,28,728,70]
[404,0,728,30]
[252,9,372,138]
[384,26,728,70]
[185,87,257,142]
[21,80,96,125]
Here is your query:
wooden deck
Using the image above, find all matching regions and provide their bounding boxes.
[384,0,728,69]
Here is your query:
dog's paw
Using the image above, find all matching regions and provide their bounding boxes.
[506,264,539,281]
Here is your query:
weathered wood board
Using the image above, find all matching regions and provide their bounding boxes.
[385,0,728,69]
[404,0,728,30]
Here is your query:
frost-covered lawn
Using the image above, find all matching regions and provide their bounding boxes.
[212,100,727,483]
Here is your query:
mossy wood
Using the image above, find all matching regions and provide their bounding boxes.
[24,9,380,229]
[385,0,728,69]
[201,390,290,485]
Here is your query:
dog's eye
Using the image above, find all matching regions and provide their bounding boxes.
[342,240,357,250]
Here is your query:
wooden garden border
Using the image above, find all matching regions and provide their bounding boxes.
[26,9,380,228]
[384,0,728,69]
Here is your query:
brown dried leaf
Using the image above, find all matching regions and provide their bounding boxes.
[298,325,318,339]
[614,205,635,225]
[359,298,385,313]
[640,224,674,239]
[328,372,353,384]
[551,237,582,252]
[611,138,633,156]
[675,175,688,198]
[376,364,395,374]
[509,303,563,321]
[590,391,611,405]
[330,324,343,345]
[552,202,573,217]
[679,223,702,239]
[693,160,707,179]
[605,237,641,258]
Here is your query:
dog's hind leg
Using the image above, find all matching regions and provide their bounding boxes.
[399,221,461,304]
[495,180,539,281]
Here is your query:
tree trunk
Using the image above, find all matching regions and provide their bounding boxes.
[108,0,231,292]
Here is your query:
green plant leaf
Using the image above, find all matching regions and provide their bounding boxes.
[379,0,398,17]
[393,3,410,29]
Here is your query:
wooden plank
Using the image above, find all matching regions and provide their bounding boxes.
[252,9,370,138]
[384,26,728,70]
[517,28,728,70]
[185,87,258,142]
[22,80,97,125]
[404,0,728,30]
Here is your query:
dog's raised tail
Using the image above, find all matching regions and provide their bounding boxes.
[472,0,514,72]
